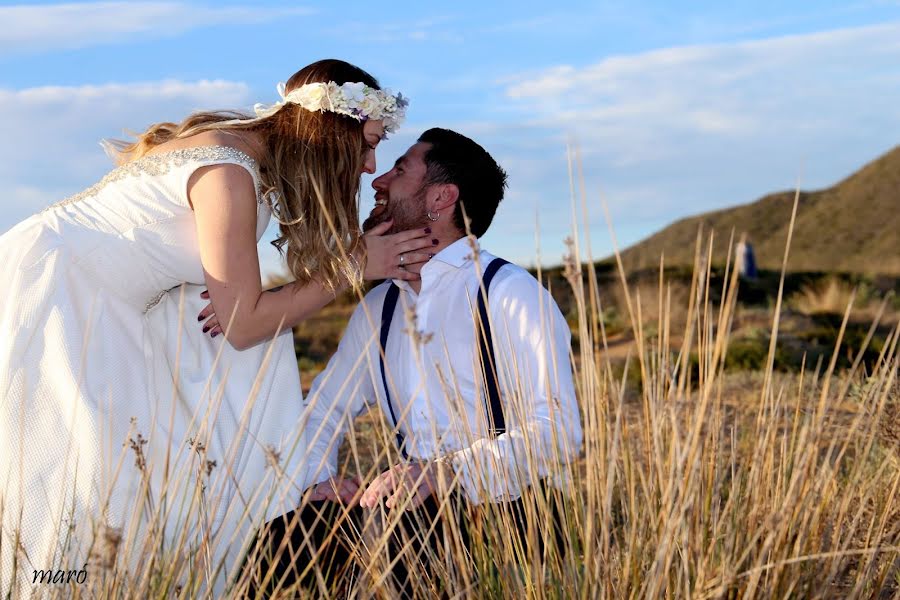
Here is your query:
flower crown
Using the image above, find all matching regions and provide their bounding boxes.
[253,81,409,133]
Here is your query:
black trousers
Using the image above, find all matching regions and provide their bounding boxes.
[240,486,564,598]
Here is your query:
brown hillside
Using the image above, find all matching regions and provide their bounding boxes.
[616,146,900,275]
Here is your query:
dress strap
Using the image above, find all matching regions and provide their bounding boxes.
[176,145,267,206]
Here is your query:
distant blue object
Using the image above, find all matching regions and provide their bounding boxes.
[737,241,758,279]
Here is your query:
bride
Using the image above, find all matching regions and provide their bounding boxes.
[0,58,430,595]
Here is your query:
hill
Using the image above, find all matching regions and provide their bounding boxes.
[615,146,900,275]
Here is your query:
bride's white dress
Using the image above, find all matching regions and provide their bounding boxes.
[0,146,315,595]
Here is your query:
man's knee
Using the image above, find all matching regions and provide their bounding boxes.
[243,501,360,595]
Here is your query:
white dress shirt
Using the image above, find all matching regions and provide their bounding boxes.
[301,237,583,504]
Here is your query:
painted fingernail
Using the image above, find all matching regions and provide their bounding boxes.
[424,227,431,234]
[202,325,210,333]
[428,253,435,258]
[197,314,204,321]
[211,332,219,338]
[432,239,438,245]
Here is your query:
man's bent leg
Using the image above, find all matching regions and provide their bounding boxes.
[381,494,470,598]
[364,485,563,596]
[241,501,362,598]
[468,483,568,580]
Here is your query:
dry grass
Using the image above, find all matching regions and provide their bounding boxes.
[789,276,898,323]
[3,185,900,599]
[790,277,861,316]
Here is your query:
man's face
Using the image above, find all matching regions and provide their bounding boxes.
[363,142,432,234]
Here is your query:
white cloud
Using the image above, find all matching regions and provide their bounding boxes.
[498,21,900,209]
[456,22,900,263]
[0,79,251,227]
[0,76,290,273]
[505,21,900,147]
[0,2,313,55]
[326,16,463,44]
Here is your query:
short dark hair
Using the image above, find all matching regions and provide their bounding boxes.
[417,128,508,238]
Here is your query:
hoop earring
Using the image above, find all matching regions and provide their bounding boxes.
[426,211,440,222]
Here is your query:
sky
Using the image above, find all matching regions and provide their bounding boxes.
[2,0,899,274]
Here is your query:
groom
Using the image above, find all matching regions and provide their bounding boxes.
[247,128,582,596]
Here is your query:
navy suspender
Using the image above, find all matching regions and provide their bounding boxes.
[477,258,510,435]
[379,283,406,457]
[378,257,511,457]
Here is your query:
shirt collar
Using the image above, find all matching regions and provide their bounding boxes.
[430,236,480,268]
[390,237,484,293]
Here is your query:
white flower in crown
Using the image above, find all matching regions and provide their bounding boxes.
[357,94,383,119]
[341,82,367,107]
[382,91,408,132]
[288,83,329,111]
[382,91,398,110]
[324,81,345,111]
[252,80,409,133]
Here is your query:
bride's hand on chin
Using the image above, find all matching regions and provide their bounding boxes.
[361,220,438,281]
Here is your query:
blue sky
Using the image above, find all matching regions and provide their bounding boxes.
[2,1,899,274]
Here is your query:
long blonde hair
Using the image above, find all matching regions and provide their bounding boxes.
[110,59,376,290]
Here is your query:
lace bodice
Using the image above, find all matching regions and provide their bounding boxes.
[45,145,268,211]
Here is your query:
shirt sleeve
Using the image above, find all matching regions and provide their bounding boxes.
[447,271,583,504]
[298,298,380,487]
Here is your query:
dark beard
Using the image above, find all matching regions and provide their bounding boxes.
[361,208,390,233]
[362,185,430,234]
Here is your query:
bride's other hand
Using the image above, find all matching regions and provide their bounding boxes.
[361,220,438,281]
[197,284,287,337]
[197,289,223,337]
